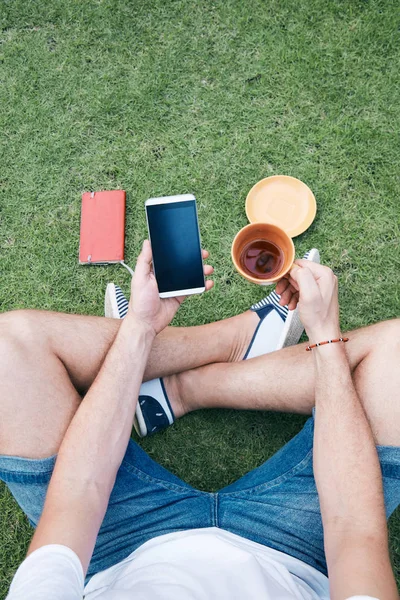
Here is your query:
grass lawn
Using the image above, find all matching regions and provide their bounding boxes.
[1,0,399,594]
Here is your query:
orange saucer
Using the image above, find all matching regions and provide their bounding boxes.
[245,175,316,237]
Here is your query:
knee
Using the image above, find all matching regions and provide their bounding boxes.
[374,318,400,355]
[0,310,53,386]
[357,319,400,446]
[349,318,400,373]
[0,309,46,353]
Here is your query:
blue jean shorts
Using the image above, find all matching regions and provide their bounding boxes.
[1,416,399,584]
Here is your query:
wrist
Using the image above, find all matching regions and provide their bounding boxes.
[306,326,341,345]
[312,340,348,363]
[121,314,157,343]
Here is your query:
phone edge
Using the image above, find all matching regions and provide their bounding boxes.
[159,287,206,299]
[145,193,195,206]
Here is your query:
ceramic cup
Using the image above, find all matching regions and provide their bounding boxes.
[231,222,295,285]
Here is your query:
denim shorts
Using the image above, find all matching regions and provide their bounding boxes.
[1,416,399,584]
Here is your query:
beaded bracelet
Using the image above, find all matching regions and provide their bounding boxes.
[306,337,349,351]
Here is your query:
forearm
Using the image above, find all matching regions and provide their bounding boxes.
[285,262,397,597]
[313,343,386,535]
[29,316,155,569]
[51,318,153,488]
[312,342,398,597]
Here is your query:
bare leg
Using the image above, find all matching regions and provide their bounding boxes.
[5,310,257,392]
[167,319,400,446]
[1,307,398,459]
[352,325,400,446]
[0,308,257,458]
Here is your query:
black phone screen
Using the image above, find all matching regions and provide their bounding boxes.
[146,200,205,294]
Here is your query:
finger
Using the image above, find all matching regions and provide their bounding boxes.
[289,263,301,284]
[285,282,297,301]
[291,266,321,303]
[276,279,291,303]
[135,240,152,277]
[288,293,299,311]
[203,264,214,276]
[279,283,297,307]
[294,259,332,281]
[278,280,297,306]
[205,280,214,291]
[276,277,290,295]
[173,295,186,306]
[286,276,299,292]
[202,249,209,259]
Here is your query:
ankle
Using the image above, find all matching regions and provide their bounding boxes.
[227,310,259,362]
[163,372,194,419]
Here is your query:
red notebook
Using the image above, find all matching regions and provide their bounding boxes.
[79,190,126,264]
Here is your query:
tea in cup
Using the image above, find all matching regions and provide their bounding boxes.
[231,223,295,285]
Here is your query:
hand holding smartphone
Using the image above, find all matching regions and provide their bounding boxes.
[145,194,206,298]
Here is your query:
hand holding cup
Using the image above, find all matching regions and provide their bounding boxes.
[276,261,341,342]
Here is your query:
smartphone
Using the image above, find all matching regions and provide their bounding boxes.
[145,194,206,298]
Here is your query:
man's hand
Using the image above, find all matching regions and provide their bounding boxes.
[25,240,216,574]
[276,260,341,342]
[128,240,214,336]
[286,262,399,599]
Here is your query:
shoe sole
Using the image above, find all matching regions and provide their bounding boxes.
[104,283,120,319]
[276,308,304,350]
[133,412,145,438]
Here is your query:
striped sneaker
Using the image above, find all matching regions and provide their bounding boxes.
[104,283,129,319]
[250,248,320,350]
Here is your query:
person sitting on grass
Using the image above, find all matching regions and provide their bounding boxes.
[1,241,399,600]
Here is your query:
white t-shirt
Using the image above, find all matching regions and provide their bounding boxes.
[6,527,378,600]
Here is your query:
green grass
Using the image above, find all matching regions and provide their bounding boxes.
[1,0,399,594]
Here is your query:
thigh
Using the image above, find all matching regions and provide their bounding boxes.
[0,440,214,582]
[217,417,400,576]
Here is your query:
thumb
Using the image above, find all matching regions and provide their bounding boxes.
[290,265,320,303]
[289,264,301,284]
[135,240,153,278]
